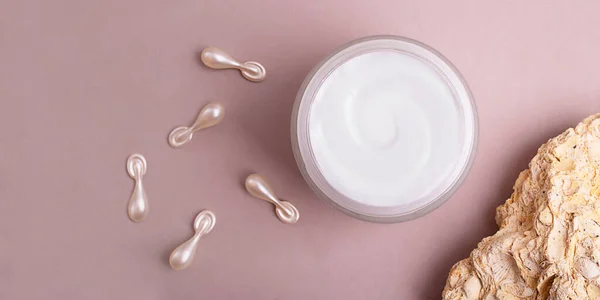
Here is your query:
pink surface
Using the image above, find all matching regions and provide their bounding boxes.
[2,1,600,299]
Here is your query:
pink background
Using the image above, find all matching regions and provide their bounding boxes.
[2,1,600,299]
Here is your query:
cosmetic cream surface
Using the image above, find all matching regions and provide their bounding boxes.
[308,50,465,207]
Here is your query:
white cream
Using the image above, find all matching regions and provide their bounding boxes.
[308,50,465,207]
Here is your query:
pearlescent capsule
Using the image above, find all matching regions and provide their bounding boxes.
[245,174,299,224]
[200,47,266,82]
[169,210,216,270]
[168,102,225,148]
[126,154,148,222]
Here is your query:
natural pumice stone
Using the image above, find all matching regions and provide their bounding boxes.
[443,114,600,300]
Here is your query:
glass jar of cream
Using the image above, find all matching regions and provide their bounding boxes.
[291,36,478,223]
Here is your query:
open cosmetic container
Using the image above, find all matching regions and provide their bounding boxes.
[292,36,478,223]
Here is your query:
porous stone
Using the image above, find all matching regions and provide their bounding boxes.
[443,114,600,300]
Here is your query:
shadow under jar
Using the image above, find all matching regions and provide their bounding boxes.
[291,36,478,223]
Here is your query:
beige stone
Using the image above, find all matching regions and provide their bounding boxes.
[443,114,600,300]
